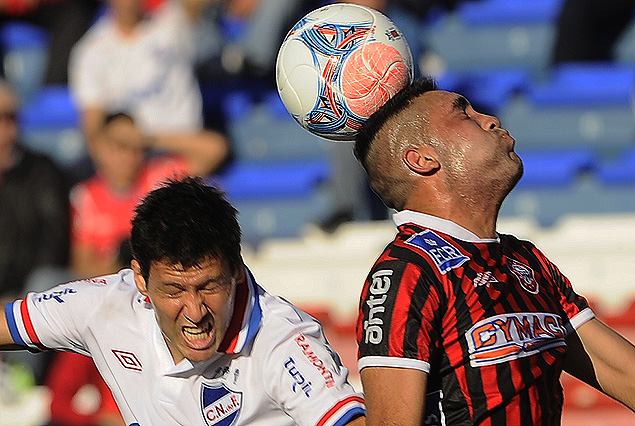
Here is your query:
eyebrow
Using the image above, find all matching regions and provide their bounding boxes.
[452,95,471,112]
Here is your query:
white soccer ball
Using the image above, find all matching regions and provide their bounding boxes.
[276,3,414,141]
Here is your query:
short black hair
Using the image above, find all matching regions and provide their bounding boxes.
[354,76,438,169]
[130,176,242,280]
[103,111,135,127]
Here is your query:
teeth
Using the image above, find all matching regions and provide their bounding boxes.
[183,325,211,338]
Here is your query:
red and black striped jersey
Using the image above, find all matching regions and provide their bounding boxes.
[356,211,594,426]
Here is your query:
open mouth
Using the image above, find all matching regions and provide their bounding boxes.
[182,322,214,349]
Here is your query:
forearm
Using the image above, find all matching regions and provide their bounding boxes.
[152,131,230,176]
[568,318,635,411]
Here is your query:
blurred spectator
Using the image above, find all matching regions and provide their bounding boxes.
[45,352,125,426]
[70,112,188,278]
[0,0,102,85]
[68,0,230,177]
[0,78,70,302]
[552,0,635,64]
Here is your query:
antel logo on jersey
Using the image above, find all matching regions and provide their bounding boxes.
[508,259,539,294]
[466,312,566,367]
[201,383,242,426]
[364,269,391,345]
[406,230,469,274]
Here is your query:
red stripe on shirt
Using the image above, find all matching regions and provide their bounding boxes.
[218,279,248,353]
[316,395,364,426]
[20,298,46,349]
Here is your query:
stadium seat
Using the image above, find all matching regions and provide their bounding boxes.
[514,147,594,189]
[437,67,532,114]
[499,63,635,157]
[500,181,635,227]
[207,159,334,244]
[421,0,563,78]
[223,90,331,162]
[229,188,334,245]
[530,63,635,107]
[17,85,87,168]
[213,158,331,200]
[597,146,635,185]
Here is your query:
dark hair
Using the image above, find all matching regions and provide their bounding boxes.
[354,76,438,169]
[130,176,242,280]
[104,111,135,127]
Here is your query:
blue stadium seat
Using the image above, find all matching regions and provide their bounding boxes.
[207,160,333,244]
[17,85,87,168]
[213,158,331,200]
[437,67,531,114]
[421,0,563,78]
[499,63,635,156]
[597,146,635,185]
[501,181,635,227]
[515,147,594,189]
[223,90,331,162]
[530,63,635,107]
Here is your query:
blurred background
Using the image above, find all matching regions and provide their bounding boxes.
[0,0,634,425]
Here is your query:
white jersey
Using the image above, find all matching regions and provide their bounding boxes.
[68,0,203,134]
[4,268,364,426]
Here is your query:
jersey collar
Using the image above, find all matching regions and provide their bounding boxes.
[217,266,263,354]
[393,210,500,243]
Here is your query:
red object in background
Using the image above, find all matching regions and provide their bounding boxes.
[143,0,164,12]
[2,0,65,16]
[46,352,121,426]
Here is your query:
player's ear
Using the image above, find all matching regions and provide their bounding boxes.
[403,146,440,176]
[131,260,148,296]
[232,258,246,286]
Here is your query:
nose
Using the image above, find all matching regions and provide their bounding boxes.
[182,292,209,324]
[474,111,501,131]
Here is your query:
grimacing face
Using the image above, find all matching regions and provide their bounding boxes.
[133,257,239,364]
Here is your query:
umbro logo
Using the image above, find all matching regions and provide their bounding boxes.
[112,349,142,371]
[473,271,499,288]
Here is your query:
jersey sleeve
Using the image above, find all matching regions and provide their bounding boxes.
[4,277,113,354]
[532,245,595,332]
[357,258,443,373]
[262,318,364,426]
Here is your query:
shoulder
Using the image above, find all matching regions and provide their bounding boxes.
[60,269,137,299]
[70,16,114,62]
[70,176,106,206]
[254,292,326,352]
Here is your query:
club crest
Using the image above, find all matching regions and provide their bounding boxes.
[201,383,242,426]
[508,259,539,294]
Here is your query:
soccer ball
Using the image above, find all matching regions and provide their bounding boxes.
[275,3,414,141]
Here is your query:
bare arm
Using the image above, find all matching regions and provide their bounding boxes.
[564,317,635,411]
[79,107,106,154]
[360,367,428,426]
[345,415,365,426]
[152,131,230,176]
[81,107,229,176]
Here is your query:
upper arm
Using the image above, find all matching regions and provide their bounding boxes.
[564,317,635,411]
[360,366,428,426]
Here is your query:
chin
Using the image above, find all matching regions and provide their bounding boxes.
[184,348,218,364]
